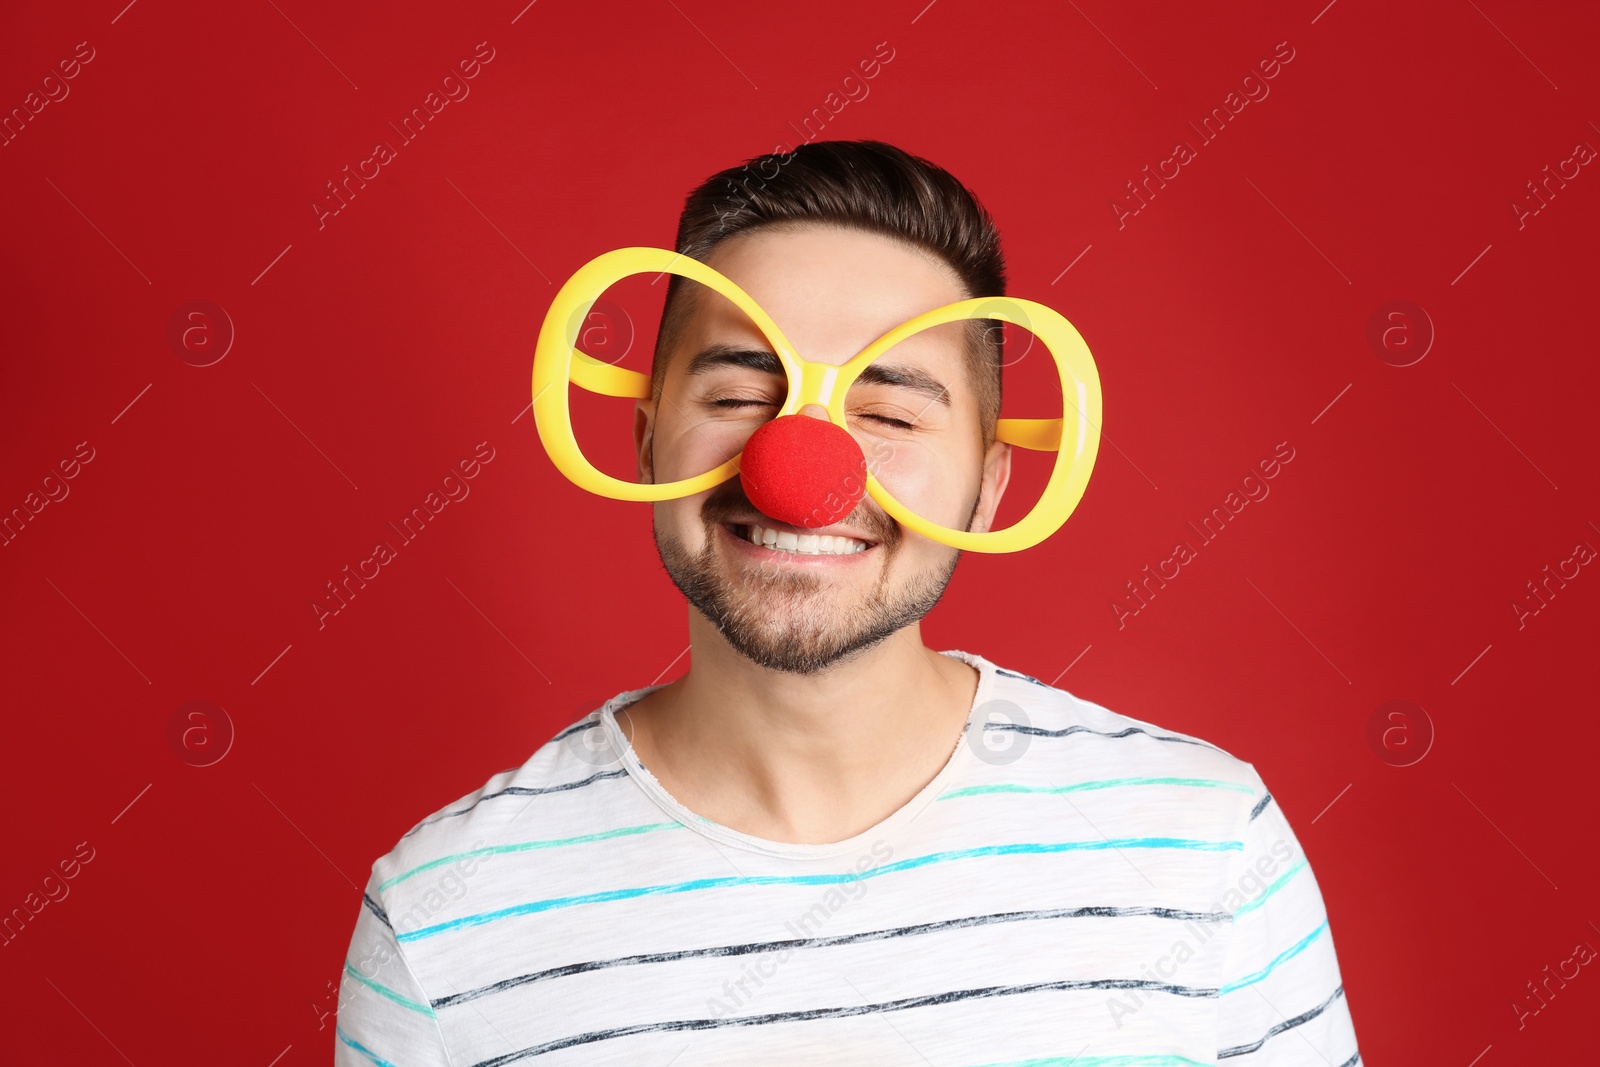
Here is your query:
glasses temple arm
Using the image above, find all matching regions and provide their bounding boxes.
[569,349,652,399]
[994,417,1062,451]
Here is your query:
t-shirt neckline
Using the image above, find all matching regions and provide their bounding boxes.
[596,648,997,860]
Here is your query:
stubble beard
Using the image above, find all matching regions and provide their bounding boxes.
[653,511,968,676]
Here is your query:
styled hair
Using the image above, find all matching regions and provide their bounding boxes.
[650,139,1006,451]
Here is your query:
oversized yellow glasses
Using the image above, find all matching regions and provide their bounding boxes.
[531,246,1103,553]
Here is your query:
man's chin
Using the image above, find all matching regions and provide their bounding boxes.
[712,610,885,676]
[714,570,851,618]
[679,566,879,673]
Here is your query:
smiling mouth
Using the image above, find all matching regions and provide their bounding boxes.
[724,522,875,556]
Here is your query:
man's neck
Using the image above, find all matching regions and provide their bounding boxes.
[621,617,980,846]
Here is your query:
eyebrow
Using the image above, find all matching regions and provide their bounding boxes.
[683,343,951,409]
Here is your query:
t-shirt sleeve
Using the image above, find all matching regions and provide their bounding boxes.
[1215,763,1361,1065]
[334,866,456,1066]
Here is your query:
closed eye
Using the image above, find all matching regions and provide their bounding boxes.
[858,414,914,430]
[711,398,912,430]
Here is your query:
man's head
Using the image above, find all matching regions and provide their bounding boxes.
[649,140,1006,451]
[634,140,1013,676]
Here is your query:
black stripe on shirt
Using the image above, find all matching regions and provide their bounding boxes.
[995,667,1053,689]
[470,976,1224,1067]
[1218,983,1348,1058]
[983,671,1223,753]
[548,715,599,743]
[434,904,1231,1009]
[987,721,1224,752]
[362,892,392,931]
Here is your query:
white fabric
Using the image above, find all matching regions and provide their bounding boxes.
[336,648,1361,1066]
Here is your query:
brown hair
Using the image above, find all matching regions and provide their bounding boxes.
[650,139,1007,451]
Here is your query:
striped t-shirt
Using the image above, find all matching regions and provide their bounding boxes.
[335,648,1361,1066]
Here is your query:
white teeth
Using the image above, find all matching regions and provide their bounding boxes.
[743,524,868,555]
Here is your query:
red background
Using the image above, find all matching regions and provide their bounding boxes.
[3,0,1597,1062]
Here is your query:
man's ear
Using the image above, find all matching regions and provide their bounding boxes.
[633,398,656,485]
[968,440,1013,534]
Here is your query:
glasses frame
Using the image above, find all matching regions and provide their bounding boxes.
[532,246,1102,553]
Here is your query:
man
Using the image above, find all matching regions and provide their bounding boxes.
[336,140,1361,1066]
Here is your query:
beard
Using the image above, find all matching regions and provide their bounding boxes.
[652,484,980,676]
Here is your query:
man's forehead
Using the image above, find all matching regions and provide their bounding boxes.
[684,225,970,365]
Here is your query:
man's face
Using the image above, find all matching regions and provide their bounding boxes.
[633,224,1011,675]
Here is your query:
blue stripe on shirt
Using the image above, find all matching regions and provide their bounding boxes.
[398,836,1244,942]
[336,1023,400,1067]
[1218,918,1329,994]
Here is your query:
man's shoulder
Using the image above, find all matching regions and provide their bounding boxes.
[985,658,1265,789]
[364,703,631,901]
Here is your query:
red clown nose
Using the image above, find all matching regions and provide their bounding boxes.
[738,413,867,528]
